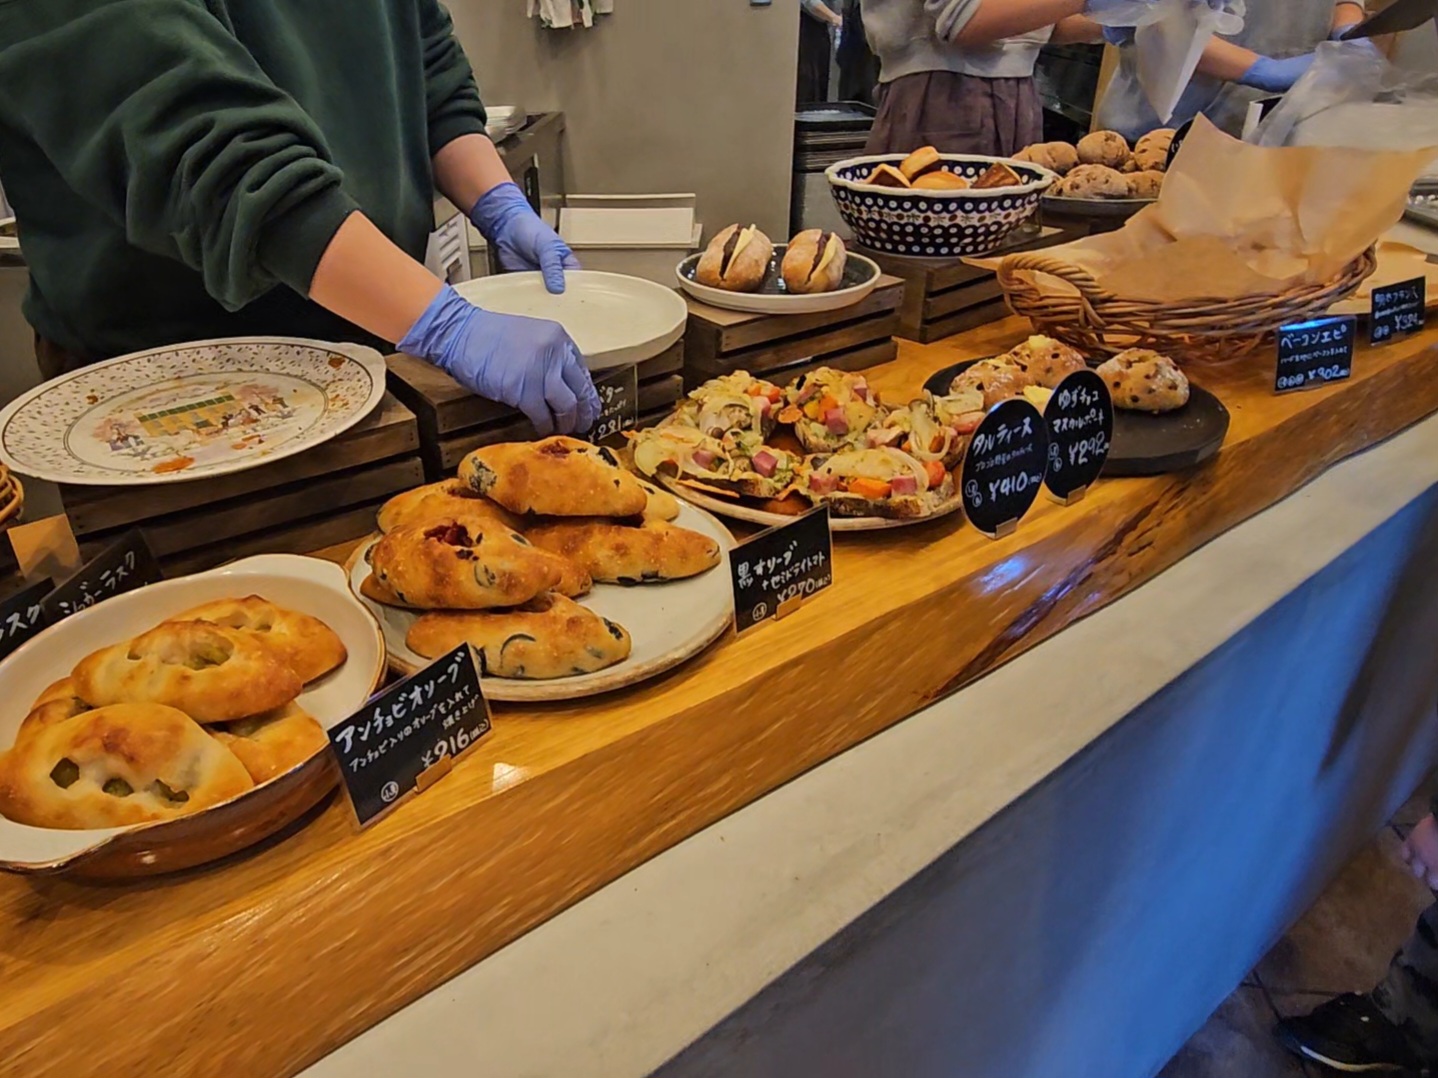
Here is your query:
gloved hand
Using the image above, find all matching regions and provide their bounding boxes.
[1239,53,1316,92]
[1102,25,1136,45]
[469,181,579,295]
[399,284,601,436]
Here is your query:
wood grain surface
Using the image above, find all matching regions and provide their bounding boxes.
[4,317,1438,1078]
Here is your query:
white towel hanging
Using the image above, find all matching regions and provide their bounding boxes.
[528,0,613,29]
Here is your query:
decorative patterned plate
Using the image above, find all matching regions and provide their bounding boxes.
[0,337,387,486]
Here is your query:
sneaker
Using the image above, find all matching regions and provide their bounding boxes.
[1276,993,1428,1074]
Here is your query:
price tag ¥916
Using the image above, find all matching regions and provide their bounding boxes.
[328,643,491,828]
[730,506,833,634]
[1371,277,1426,346]
[961,399,1049,539]
[590,364,640,447]
[41,530,162,624]
[1275,316,1356,394]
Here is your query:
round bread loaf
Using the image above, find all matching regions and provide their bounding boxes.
[1055,164,1130,200]
[1096,349,1191,413]
[1077,130,1131,169]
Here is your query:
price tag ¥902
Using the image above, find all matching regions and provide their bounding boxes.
[590,364,640,447]
[1275,316,1356,394]
[730,506,833,634]
[329,644,491,828]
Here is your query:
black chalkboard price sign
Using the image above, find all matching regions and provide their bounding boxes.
[960,398,1050,538]
[1275,316,1356,394]
[590,364,640,447]
[1371,277,1426,346]
[730,506,833,634]
[1042,370,1113,504]
[0,578,53,661]
[329,643,491,828]
[41,530,162,623]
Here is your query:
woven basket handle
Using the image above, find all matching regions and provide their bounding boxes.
[998,251,1115,330]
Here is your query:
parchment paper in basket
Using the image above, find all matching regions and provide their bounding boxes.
[975,117,1436,304]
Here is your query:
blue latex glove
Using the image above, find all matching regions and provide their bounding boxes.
[1102,25,1136,45]
[1239,53,1316,92]
[469,182,579,295]
[399,284,601,436]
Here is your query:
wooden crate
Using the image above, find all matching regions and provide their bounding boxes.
[62,394,422,574]
[682,276,904,392]
[857,224,1077,344]
[387,342,687,476]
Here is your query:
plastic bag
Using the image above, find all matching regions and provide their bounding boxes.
[1254,41,1438,180]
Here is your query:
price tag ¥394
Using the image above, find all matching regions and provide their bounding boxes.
[590,364,639,447]
[1275,316,1356,394]
[329,643,492,828]
[730,506,833,634]
[961,398,1050,539]
[41,530,162,624]
[1371,276,1426,346]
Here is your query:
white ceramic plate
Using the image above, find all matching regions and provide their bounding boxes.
[675,248,882,315]
[347,502,735,701]
[455,271,687,370]
[0,337,387,486]
[656,474,967,533]
[0,555,385,875]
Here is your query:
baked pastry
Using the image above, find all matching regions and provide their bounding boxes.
[670,371,782,441]
[1126,170,1165,199]
[1014,143,1054,171]
[1005,335,1088,388]
[16,678,92,743]
[0,703,254,829]
[695,224,774,292]
[803,447,954,519]
[1044,142,1080,174]
[949,357,1036,409]
[168,595,346,684]
[1135,128,1175,163]
[867,399,966,468]
[864,163,912,189]
[1077,130,1131,169]
[973,161,1022,189]
[460,436,649,518]
[1132,144,1169,172]
[406,595,632,679]
[782,230,847,295]
[211,702,328,784]
[72,621,303,724]
[1054,164,1130,200]
[898,145,944,182]
[359,572,417,609]
[638,478,681,522]
[524,519,722,584]
[368,515,566,610]
[778,367,884,453]
[912,171,971,191]
[1096,349,1191,413]
[378,479,520,534]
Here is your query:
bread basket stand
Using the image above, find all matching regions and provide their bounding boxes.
[996,247,1378,365]
[0,463,23,531]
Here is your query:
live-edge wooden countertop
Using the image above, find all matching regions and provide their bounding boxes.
[4,316,1438,1078]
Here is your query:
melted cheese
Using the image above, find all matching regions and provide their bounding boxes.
[815,235,842,277]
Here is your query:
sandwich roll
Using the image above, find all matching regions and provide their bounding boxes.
[898,145,943,181]
[695,224,774,293]
[781,230,847,295]
[912,171,970,191]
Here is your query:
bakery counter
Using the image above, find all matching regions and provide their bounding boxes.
[5,317,1438,1077]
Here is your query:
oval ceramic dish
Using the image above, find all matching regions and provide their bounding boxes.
[1041,194,1156,220]
[656,474,967,533]
[455,271,688,370]
[346,501,735,700]
[825,154,1056,258]
[675,246,882,315]
[0,337,387,486]
[0,555,386,879]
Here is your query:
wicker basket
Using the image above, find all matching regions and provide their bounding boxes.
[0,463,24,531]
[996,246,1378,364]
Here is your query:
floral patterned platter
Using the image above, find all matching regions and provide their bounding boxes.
[0,337,388,486]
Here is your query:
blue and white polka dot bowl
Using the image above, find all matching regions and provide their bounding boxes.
[826,154,1056,259]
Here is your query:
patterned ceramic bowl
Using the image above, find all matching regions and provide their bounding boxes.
[826,154,1056,259]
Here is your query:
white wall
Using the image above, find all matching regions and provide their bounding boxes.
[448,0,801,238]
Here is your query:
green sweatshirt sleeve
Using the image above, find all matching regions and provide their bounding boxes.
[0,0,361,309]
[418,0,490,157]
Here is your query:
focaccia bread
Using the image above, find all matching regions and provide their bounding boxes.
[672,371,782,441]
[17,678,93,744]
[695,224,774,292]
[459,437,649,518]
[72,621,303,724]
[0,703,254,829]
[368,515,567,610]
[1005,335,1089,389]
[377,479,520,534]
[524,519,722,584]
[168,595,346,684]
[210,702,328,784]
[406,595,632,679]
[1096,349,1191,413]
[866,399,968,468]
[779,367,884,453]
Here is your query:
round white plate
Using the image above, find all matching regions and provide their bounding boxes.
[0,554,385,874]
[0,337,387,486]
[656,474,967,533]
[675,248,882,315]
[455,271,688,370]
[346,503,735,701]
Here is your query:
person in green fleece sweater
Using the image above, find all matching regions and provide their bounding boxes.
[0,0,600,435]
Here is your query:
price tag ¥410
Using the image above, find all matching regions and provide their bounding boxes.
[730,506,833,634]
[961,398,1050,539]
[328,643,492,828]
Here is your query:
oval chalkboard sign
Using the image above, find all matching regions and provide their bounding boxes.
[961,398,1049,539]
[1043,370,1113,503]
